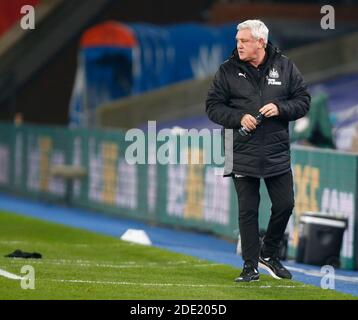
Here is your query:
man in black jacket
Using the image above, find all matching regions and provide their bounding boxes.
[206,20,310,282]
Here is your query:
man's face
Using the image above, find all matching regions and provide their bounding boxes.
[236,29,264,62]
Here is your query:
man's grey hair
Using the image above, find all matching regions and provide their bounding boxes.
[237,19,269,46]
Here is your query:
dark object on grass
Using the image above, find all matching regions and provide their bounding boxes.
[5,249,42,259]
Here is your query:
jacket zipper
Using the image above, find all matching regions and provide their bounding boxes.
[258,83,264,177]
[235,52,278,177]
[251,73,265,177]
[238,65,266,177]
[257,62,273,177]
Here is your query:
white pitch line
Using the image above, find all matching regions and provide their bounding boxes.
[50,278,303,289]
[0,240,28,245]
[6,259,189,265]
[0,268,23,280]
[5,259,220,269]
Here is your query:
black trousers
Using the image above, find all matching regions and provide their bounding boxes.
[232,170,294,267]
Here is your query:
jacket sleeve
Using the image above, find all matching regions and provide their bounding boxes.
[205,66,244,128]
[273,61,311,121]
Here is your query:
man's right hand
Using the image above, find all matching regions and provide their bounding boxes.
[240,114,257,131]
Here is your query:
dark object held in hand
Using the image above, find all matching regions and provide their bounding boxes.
[238,113,263,136]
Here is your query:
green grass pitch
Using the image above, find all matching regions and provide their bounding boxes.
[0,210,356,300]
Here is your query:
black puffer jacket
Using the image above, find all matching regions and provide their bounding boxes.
[206,44,311,178]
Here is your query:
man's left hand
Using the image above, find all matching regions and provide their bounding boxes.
[259,103,279,117]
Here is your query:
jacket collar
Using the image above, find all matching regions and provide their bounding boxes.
[229,42,281,69]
